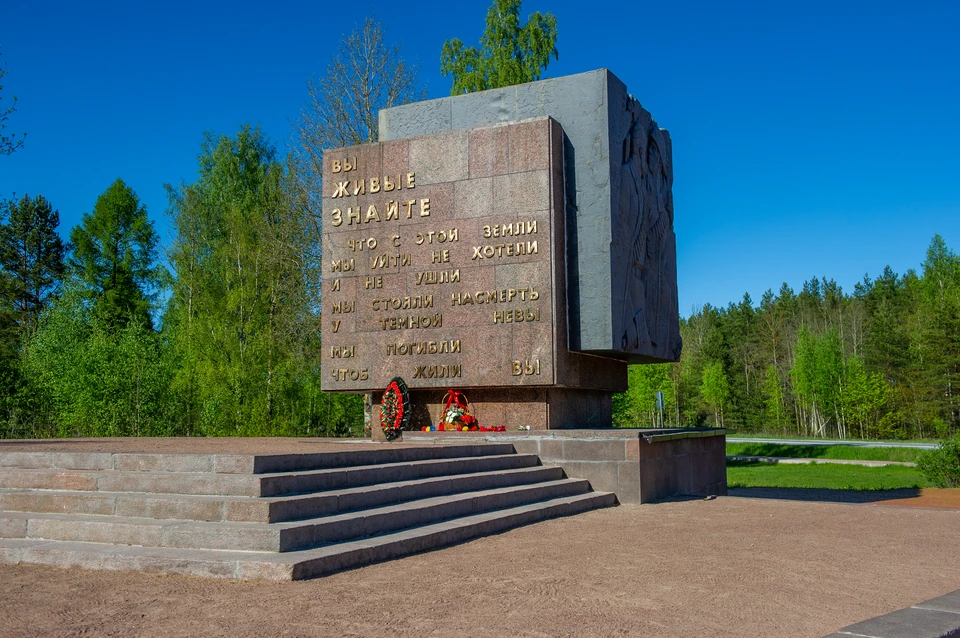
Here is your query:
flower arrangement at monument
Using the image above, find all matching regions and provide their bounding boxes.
[416,390,508,432]
[436,390,476,431]
[380,377,410,441]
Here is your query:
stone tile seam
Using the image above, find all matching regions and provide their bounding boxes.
[911,605,960,615]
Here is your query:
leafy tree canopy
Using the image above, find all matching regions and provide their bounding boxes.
[441,0,558,95]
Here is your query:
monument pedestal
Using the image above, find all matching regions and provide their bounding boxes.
[327,70,680,435]
[401,428,728,504]
[373,387,616,432]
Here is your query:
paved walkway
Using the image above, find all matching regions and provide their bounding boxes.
[729,487,960,510]
[728,437,938,449]
[727,455,917,467]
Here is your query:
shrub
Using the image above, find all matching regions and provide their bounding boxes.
[917,434,960,488]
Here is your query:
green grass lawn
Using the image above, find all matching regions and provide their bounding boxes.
[726,443,926,463]
[726,460,932,490]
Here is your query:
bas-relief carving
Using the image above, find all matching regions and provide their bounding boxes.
[379,70,681,363]
[612,97,682,362]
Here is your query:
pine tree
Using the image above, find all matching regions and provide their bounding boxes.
[0,194,65,344]
[67,179,161,329]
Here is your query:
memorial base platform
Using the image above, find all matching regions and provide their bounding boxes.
[0,440,614,580]
[402,428,727,505]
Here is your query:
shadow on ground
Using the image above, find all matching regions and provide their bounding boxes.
[728,487,921,504]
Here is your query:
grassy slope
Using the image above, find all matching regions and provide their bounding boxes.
[726,461,932,490]
[726,443,925,463]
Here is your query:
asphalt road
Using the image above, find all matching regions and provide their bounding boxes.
[727,437,938,449]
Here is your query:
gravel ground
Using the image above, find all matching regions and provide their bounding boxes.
[1,495,959,637]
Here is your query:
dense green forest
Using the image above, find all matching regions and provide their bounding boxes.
[0,129,364,440]
[613,235,960,439]
[1,158,955,440]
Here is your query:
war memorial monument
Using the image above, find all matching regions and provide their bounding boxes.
[322,69,725,502]
[0,71,724,584]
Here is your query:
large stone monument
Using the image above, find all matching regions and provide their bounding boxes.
[322,69,680,431]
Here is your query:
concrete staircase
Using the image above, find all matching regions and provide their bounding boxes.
[0,443,615,580]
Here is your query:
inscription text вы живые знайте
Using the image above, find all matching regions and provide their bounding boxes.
[322,144,554,389]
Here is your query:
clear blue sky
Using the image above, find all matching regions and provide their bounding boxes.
[1,0,958,316]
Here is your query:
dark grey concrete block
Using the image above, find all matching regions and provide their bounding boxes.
[838,607,960,638]
[380,69,680,362]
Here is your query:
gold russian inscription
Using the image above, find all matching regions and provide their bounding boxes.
[511,359,542,376]
[331,320,341,333]
[451,288,539,306]
[331,301,355,314]
[364,276,383,289]
[330,258,355,272]
[329,174,416,198]
[471,241,539,260]
[378,314,443,331]
[386,201,400,221]
[330,345,356,358]
[432,249,450,263]
[415,269,460,285]
[370,295,434,311]
[493,308,542,324]
[346,237,378,251]
[415,229,459,245]
[331,157,357,173]
[330,279,341,291]
[330,368,369,381]
[413,364,462,379]
[369,253,412,269]
[482,220,538,238]
[386,340,461,356]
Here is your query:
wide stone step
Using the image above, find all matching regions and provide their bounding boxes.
[0,443,518,474]
[0,454,540,497]
[0,491,616,580]
[0,465,565,523]
[0,479,591,552]
[256,454,542,497]
[0,468,258,495]
[252,465,565,523]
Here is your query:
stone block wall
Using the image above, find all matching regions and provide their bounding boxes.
[405,428,727,504]
[380,69,681,363]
